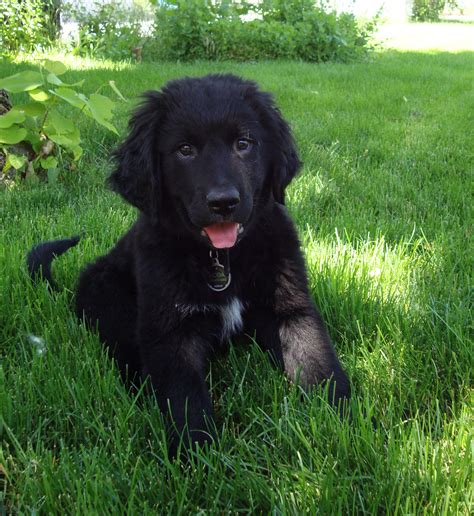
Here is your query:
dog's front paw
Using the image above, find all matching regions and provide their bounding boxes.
[169,425,215,459]
[160,392,216,459]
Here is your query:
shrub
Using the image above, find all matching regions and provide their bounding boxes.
[151,0,376,63]
[0,0,59,53]
[293,10,374,63]
[411,0,458,21]
[152,0,218,61]
[63,0,153,60]
[258,0,317,24]
[205,18,298,61]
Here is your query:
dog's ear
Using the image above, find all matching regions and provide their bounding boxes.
[270,112,301,204]
[245,85,302,204]
[108,92,164,218]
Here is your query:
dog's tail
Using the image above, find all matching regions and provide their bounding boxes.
[27,236,80,289]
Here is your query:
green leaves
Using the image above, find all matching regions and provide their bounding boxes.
[46,73,64,86]
[44,109,82,161]
[0,71,43,93]
[44,110,75,135]
[0,126,27,144]
[50,89,118,134]
[15,103,46,117]
[8,153,28,170]
[0,60,125,181]
[29,89,51,102]
[0,108,27,145]
[40,156,58,169]
[45,70,85,88]
[51,88,87,109]
[0,110,25,128]
[87,94,118,134]
[43,60,67,76]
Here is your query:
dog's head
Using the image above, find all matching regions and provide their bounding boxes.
[109,74,301,249]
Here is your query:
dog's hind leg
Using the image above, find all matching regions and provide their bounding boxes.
[75,256,140,384]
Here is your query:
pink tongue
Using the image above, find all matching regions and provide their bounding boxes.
[203,222,239,249]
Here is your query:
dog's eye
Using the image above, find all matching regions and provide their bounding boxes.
[235,138,253,153]
[177,144,195,158]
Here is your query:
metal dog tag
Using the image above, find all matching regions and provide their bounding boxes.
[207,250,231,292]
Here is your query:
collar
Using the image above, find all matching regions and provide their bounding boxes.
[207,249,231,292]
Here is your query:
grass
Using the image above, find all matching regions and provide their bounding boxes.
[1,45,473,512]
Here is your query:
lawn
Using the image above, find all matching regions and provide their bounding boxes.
[1,45,473,512]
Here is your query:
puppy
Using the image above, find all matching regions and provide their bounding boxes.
[28,74,350,455]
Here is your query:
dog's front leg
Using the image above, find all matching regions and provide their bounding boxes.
[250,305,350,406]
[139,325,214,456]
[248,253,351,405]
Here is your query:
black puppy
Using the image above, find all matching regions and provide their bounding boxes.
[28,74,350,454]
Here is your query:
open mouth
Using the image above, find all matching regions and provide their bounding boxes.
[201,222,243,249]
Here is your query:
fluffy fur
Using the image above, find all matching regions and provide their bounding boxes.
[28,74,350,455]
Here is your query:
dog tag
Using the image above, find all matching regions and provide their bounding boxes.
[207,250,231,292]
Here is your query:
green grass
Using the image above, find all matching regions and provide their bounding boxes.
[1,48,473,513]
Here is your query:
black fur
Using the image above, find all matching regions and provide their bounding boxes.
[28,74,350,456]
[27,236,80,288]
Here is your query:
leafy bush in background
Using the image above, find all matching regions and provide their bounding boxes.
[0,0,60,53]
[151,0,237,61]
[208,18,299,61]
[63,0,153,60]
[257,0,317,24]
[0,60,123,184]
[411,0,458,21]
[151,0,376,62]
[0,0,375,63]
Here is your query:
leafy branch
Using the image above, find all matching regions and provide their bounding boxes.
[0,60,125,184]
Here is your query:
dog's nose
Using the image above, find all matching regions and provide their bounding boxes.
[207,188,240,215]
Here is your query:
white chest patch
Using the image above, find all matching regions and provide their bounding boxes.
[175,297,244,340]
[220,297,244,339]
